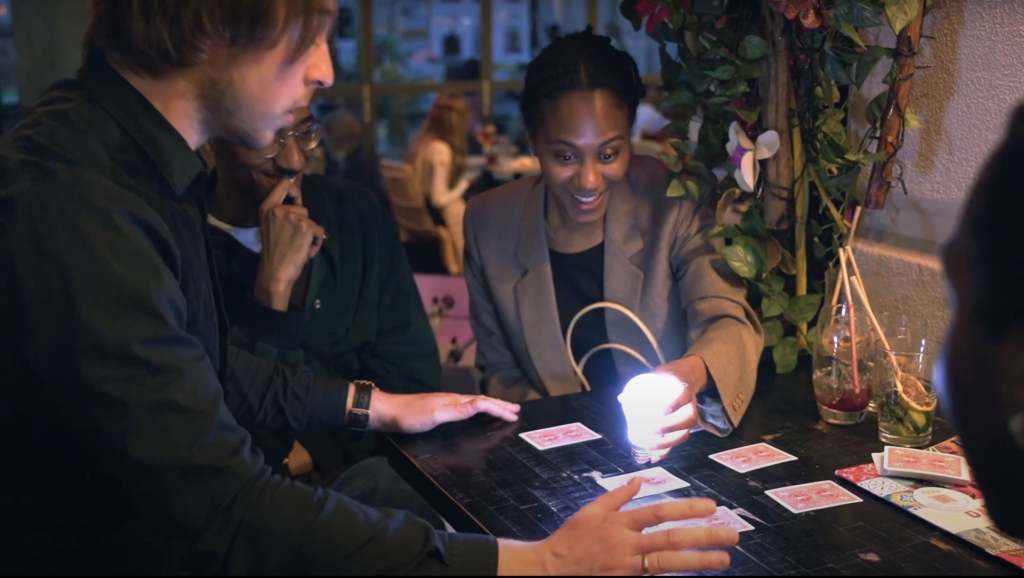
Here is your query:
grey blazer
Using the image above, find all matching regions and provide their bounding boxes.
[463,155,764,434]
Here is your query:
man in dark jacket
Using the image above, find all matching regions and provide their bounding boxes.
[206,104,443,523]
[0,0,738,575]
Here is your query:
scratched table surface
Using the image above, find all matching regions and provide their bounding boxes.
[386,367,1023,576]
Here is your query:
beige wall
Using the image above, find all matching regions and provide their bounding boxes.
[11,0,90,106]
[850,0,1024,344]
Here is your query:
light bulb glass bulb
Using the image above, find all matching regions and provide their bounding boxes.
[619,373,685,463]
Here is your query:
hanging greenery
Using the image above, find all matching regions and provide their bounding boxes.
[620,0,928,373]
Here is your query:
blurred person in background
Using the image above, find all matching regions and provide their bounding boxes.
[407,93,478,265]
[315,97,389,209]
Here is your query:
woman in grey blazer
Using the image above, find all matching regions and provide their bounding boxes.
[464,29,763,459]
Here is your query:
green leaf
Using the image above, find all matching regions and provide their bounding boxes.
[738,35,768,60]
[773,337,800,374]
[737,61,761,79]
[659,46,684,85]
[705,64,737,81]
[761,291,789,318]
[707,96,732,105]
[666,178,687,197]
[866,89,889,128]
[659,152,684,173]
[707,225,742,239]
[720,244,762,280]
[765,275,785,293]
[723,81,751,99]
[805,326,818,353]
[810,219,824,237]
[836,21,865,49]
[735,107,760,123]
[619,0,643,32]
[823,48,854,86]
[740,207,770,240]
[854,46,889,88]
[684,179,700,198]
[786,294,823,325]
[860,151,890,163]
[762,319,784,348]
[813,237,828,259]
[924,0,935,14]
[687,160,714,183]
[905,102,923,129]
[885,0,923,34]
[662,86,697,109]
[833,0,885,28]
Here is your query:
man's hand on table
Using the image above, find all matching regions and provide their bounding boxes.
[497,478,737,575]
[366,390,521,434]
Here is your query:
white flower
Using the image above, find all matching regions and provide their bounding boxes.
[713,122,781,192]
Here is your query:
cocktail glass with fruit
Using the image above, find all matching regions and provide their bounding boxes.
[812,303,875,425]
[874,337,939,447]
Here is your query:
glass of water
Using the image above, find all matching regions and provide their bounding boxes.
[812,303,875,425]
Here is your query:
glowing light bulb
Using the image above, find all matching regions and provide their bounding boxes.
[619,373,685,464]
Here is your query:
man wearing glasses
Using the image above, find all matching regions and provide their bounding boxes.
[205,105,444,524]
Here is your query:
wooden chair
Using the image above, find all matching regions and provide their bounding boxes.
[380,159,461,275]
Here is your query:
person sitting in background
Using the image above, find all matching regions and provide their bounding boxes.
[315,98,389,208]
[464,28,763,462]
[407,93,478,264]
[936,103,1024,540]
[205,104,445,522]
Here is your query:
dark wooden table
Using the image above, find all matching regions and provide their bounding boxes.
[387,368,1023,576]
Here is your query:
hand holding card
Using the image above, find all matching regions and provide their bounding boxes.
[644,506,755,534]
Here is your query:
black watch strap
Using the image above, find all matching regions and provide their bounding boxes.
[347,380,375,432]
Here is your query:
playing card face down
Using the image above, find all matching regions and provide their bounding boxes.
[764,481,863,514]
[519,423,601,450]
[596,467,691,499]
[883,446,970,485]
[644,506,755,534]
[708,443,798,473]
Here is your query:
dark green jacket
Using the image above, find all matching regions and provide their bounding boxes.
[209,174,441,472]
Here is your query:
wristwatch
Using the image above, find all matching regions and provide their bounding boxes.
[347,380,376,432]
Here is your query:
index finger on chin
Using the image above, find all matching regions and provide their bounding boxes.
[260,178,299,211]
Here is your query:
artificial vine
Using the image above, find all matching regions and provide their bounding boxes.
[621,0,928,373]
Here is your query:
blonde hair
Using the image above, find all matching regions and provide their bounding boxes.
[408,93,469,188]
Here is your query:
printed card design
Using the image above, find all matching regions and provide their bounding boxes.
[884,447,966,478]
[644,506,755,534]
[708,443,798,473]
[519,423,601,450]
[596,467,691,499]
[764,481,863,514]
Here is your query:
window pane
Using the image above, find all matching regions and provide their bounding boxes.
[376,91,438,161]
[493,0,590,81]
[333,0,361,84]
[600,0,659,76]
[375,0,481,84]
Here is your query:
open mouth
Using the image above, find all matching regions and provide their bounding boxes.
[571,191,605,210]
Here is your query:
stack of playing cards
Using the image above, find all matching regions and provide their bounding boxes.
[873,446,972,486]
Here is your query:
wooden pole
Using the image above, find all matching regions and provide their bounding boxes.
[865,0,926,210]
[759,0,794,229]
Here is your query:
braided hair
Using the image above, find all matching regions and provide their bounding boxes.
[520,26,647,137]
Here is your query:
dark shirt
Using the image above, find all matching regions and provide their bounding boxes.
[550,242,627,393]
[210,174,442,473]
[0,52,495,574]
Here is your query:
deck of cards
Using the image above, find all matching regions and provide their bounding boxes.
[519,422,602,450]
[874,446,972,486]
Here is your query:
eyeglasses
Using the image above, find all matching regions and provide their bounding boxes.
[260,121,324,158]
